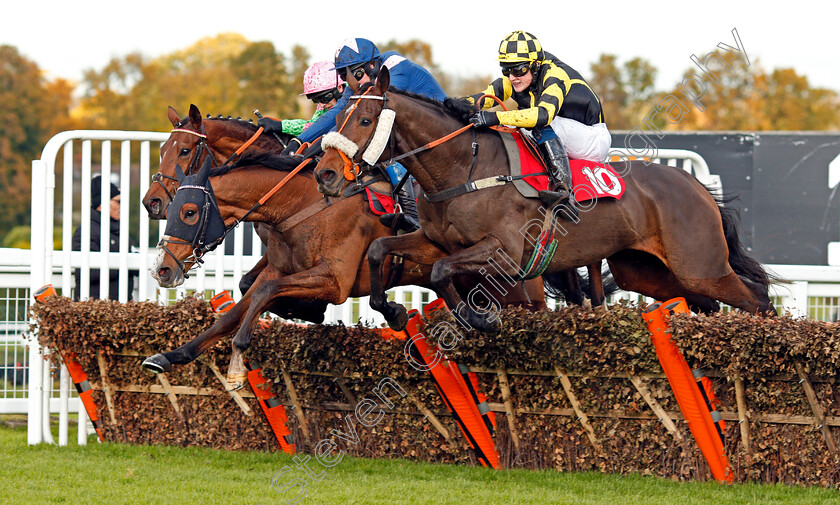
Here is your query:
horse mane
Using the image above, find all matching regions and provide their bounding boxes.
[204,114,261,134]
[209,151,316,178]
[387,88,478,123]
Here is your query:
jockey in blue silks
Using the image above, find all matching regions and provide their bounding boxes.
[265,37,447,232]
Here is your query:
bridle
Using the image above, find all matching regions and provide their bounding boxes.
[156,181,227,278]
[321,88,394,182]
[152,124,219,204]
[157,154,316,280]
[321,89,476,189]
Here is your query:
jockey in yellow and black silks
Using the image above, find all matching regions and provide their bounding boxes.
[466,30,611,217]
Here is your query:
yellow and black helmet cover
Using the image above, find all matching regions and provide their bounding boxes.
[498,31,544,63]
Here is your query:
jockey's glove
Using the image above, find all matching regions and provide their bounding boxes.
[281,138,303,156]
[258,117,284,134]
[469,111,500,128]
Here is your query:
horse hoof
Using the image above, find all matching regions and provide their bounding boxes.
[141,354,172,374]
[227,373,248,391]
[483,317,502,334]
[387,303,409,332]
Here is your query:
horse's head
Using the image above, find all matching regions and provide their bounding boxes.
[145,104,287,220]
[313,67,394,197]
[151,157,228,287]
[144,105,214,219]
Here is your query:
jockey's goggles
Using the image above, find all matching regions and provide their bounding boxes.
[501,62,531,78]
[338,64,368,82]
[307,88,341,104]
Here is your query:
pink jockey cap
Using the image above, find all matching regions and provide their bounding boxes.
[300,60,344,95]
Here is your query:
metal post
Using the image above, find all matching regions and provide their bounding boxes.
[100,142,111,300]
[59,364,69,446]
[139,140,152,302]
[41,355,54,444]
[792,281,809,318]
[77,396,89,446]
[80,141,92,301]
[61,141,74,296]
[119,140,131,303]
[28,160,47,445]
[233,226,245,301]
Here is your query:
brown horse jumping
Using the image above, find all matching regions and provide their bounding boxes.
[143,152,548,388]
[142,105,332,320]
[312,67,775,332]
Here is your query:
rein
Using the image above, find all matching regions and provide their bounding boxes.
[413,95,550,203]
[219,126,265,166]
[387,123,474,166]
[211,156,316,248]
[153,123,266,203]
[159,156,320,279]
[323,88,476,183]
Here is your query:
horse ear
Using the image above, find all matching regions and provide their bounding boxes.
[175,163,186,183]
[189,104,202,129]
[168,106,181,127]
[375,65,390,94]
[197,156,212,185]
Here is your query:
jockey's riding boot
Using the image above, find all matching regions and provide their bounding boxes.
[397,182,421,232]
[378,180,421,233]
[538,137,578,221]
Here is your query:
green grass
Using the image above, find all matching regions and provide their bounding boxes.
[0,421,838,505]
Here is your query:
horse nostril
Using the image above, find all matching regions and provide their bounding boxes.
[323,170,336,184]
[158,266,169,279]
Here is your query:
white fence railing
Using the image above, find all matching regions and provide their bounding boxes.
[18,130,837,445]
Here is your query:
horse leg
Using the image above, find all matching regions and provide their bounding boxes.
[368,230,449,329]
[227,264,347,388]
[681,272,773,314]
[586,263,605,307]
[559,270,585,306]
[606,251,720,313]
[515,278,548,311]
[430,236,513,333]
[739,276,777,315]
[653,234,773,314]
[454,275,547,311]
[142,290,254,373]
[239,254,268,296]
[142,261,293,373]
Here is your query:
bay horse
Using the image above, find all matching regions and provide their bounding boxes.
[311,67,775,332]
[143,105,330,321]
[143,153,549,388]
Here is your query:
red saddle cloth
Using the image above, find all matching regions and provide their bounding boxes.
[364,187,395,215]
[512,132,625,202]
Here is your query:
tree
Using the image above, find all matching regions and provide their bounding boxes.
[589,54,658,130]
[756,68,840,130]
[76,52,148,130]
[0,45,74,243]
[660,51,840,131]
[231,41,291,117]
[76,34,313,132]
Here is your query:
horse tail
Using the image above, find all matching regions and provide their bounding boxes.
[541,271,571,301]
[707,187,780,286]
